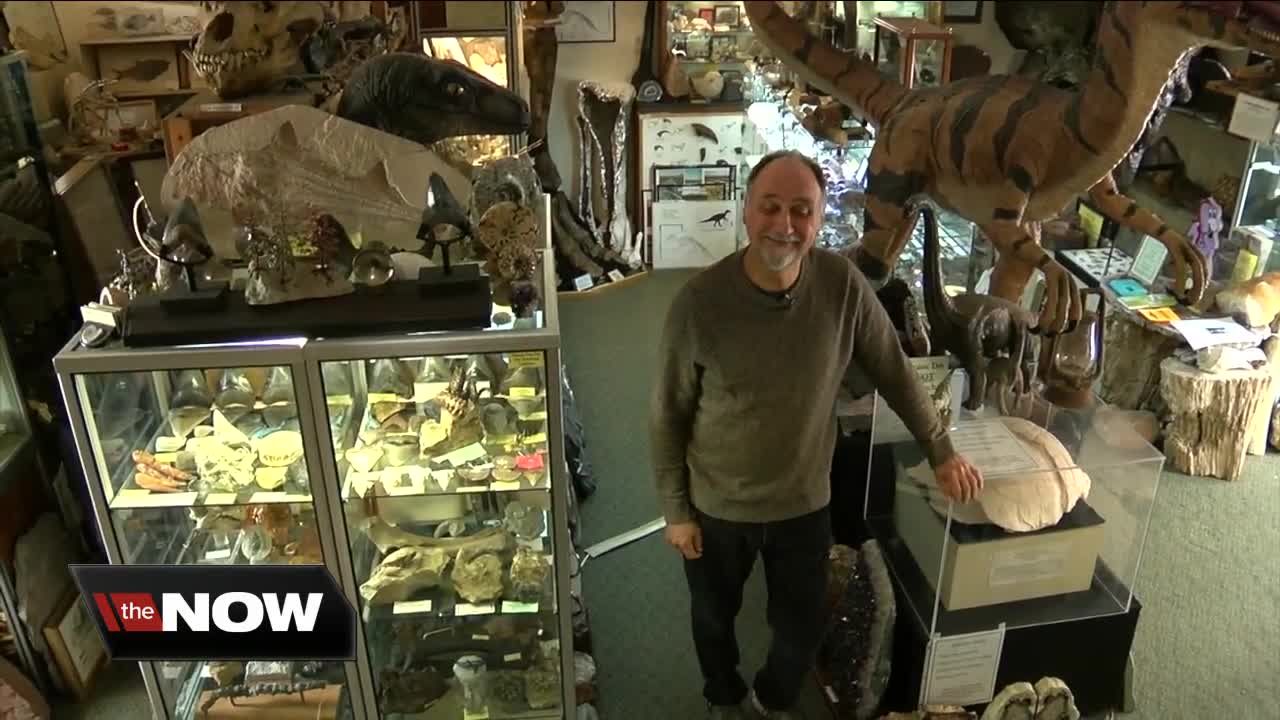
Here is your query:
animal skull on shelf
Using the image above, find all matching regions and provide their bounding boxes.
[190,1,328,99]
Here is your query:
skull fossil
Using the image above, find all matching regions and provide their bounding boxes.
[191,1,329,99]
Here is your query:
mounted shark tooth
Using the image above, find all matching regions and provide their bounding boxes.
[345,444,384,473]
[212,408,250,445]
[260,366,297,428]
[215,368,256,422]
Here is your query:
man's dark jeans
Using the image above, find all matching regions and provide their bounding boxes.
[683,504,832,710]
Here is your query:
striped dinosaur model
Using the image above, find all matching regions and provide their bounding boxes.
[743,1,1280,335]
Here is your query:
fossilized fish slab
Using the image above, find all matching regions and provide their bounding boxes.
[161,105,471,258]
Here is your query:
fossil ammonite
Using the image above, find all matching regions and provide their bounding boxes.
[477,201,539,256]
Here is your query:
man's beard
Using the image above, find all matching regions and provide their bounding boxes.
[758,232,804,272]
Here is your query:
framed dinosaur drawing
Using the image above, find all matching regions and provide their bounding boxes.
[743,1,1280,336]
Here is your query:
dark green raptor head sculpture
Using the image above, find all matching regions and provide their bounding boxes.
[336,53,531,146]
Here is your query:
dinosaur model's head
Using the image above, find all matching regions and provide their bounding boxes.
[191,1,328,99]
[336,53,530,147]
[1150,1,1280,58]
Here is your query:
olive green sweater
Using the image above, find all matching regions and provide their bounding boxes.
[649,247,955,524]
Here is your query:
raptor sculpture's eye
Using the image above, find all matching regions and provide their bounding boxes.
[446,82,466,98]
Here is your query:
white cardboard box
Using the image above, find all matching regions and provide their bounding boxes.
[894,473,1106,611]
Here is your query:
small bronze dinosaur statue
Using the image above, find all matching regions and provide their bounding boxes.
[918,203,1037,412]
[743,1,1280,335]
[336,53,531,147]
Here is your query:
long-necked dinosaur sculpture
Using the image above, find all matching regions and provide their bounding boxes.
[743,1,1280,335]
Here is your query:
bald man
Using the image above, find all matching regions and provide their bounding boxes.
[650,150,982,719]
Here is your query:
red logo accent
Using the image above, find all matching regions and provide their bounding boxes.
[109,593,163,632]
[92,593,120,632]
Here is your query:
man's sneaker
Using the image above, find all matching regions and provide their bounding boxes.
[708,700,749,719]
[749,690,804,719]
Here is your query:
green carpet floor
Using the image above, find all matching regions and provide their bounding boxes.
[558,269,1280,720]
[57,269,1280,719]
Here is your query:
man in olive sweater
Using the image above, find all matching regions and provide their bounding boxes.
[650,150,983,720]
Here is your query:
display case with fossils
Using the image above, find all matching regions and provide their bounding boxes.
[863,390,1163,639]
[53,343,361,719]
[305,242,573,720]
[56,199,570,717]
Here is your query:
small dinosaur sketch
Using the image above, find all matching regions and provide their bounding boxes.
[700,210,731,227]
[657,129,671,137]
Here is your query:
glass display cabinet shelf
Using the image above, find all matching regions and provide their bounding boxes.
[55,200,565,719]
[309,336,572,719]
[301,242,574,719]
[54,339,363,720]
[865,390,1163,640]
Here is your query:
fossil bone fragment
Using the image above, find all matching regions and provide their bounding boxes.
[162,105,469,259]
[359,546,450,605]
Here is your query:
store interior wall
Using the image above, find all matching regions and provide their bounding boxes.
[545,1,647,202]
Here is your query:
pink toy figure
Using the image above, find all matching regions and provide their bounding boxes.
[1188,197,1223,270]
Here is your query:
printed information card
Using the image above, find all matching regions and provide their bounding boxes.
[921,625,1006,707]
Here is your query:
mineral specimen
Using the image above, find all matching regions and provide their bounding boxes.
[452,547,504,603]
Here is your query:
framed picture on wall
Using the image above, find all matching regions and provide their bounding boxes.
[43,592,107,701]
[555,1,615,43]
[943,1,984,23]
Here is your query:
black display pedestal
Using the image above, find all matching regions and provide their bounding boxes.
[829,430,1141,718]
[878,565,1140,717]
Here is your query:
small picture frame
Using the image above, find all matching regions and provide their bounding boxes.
[710,35,737,62]
[714,4,740,27]
[686,35,712,60]
[698,7,716,23]
[943,1,984,24]
[43,593,107,701]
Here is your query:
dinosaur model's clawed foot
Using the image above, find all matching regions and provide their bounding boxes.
[1030,260,1082,337]
[1160,232,1208,307]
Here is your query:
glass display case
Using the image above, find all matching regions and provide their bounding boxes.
[852,0,939,60]
[54,340,363,720]
[1224,140,1280,280]
[55,191,572,719]
[305,239,574,719]
[0,322,47,689]
[865,390,1163,639]
[416,1,522,165]
[872,16,953,89]
[664,1,762,103]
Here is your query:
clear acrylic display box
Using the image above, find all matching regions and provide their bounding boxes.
[865,389,1164,638]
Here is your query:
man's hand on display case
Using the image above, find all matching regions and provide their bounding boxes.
[935,453,984,503]
[665,521,703,560]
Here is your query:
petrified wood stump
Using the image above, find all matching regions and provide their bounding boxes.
[1097,298,1184,412]
[1160,358,1272,481]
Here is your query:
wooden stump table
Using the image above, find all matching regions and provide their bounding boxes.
[1159,357,1272,481]
[1098,288,1185,411]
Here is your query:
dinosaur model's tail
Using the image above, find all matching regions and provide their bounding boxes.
[918,203,957,346]
[741,1,907,129]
